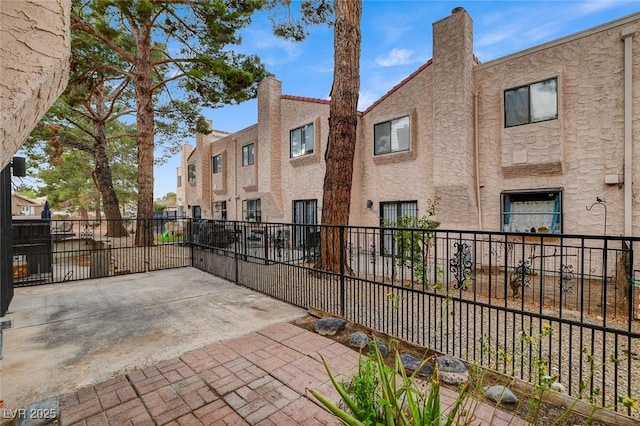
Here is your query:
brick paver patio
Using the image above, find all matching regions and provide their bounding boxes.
[59,322,524,425]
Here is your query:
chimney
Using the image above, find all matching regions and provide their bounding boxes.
[431,7,478,228]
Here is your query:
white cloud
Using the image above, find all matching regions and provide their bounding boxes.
[577,0,635,14]
[311,62,334,74]
[375,48,418,67]
[358,90,380,110]
[242,29,302,66]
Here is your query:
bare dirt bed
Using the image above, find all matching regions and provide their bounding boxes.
[291,314,615,426]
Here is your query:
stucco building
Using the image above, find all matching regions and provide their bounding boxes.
[180,8,639,238]
[10,194,44,217]
[1,0,71,320]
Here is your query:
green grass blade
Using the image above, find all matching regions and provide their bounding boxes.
[321,356,364,418]
[309,389,366,426]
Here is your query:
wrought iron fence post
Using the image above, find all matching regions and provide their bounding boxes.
[189,219,194,267]
[340,225,345,317]
[145,219,150,272]
[263,224,269,264]
[234,222,240,284]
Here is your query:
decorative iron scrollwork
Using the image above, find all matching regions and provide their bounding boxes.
[348,242,354,263]
[450,242,472,290]
[559,264,575,294]
[369,243,376,264]
[80,222,94,239]
[274,230,285,258]
[509,260,532,298]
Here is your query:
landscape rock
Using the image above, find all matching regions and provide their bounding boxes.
[400,353,433,376]
[314,317,346,336]
[368,340,388,357]
[437,355,469,385]
[483,385,518,404]
[349,331,370,349]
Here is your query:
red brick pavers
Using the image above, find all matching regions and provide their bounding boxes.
[59,322,523,425]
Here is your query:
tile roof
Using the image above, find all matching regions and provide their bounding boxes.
[281,94,331,105]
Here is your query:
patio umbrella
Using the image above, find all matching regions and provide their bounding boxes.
[41,200,52,219]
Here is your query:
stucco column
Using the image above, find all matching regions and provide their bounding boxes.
[432,7,479,228]
[257,76,284,221]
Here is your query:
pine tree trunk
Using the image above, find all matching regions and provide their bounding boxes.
[93,133,128,237]
[315,0,361,273]
[134,26,155,247]
[93,83,128,238]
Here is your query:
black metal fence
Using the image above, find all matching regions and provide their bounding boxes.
[192,220,640,418]
[11,218,191,286]
[7,217,639,416]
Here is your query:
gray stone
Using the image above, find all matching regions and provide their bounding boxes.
[314,317,346,336]
[550,382,566,393]
[400,353,433,376]
[483,385,518,404]
[368,340,388,357]
[437,355,469,385]
[349,331,370,349]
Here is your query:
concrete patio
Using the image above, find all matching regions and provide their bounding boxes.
[1,268,525,425]
[1,268,306,410]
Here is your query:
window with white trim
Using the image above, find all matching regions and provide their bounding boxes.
[290,123,314,158]
[243,199,261,222]
[380,201,418,255]
[213,201,227,220]
[293,199,318,249]
[212,155,222,174]
[501,189,562,234]
[374,116,410,155]
[242,143,254,166]
[504,78,557,127]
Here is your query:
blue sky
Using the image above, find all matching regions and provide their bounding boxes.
[154,0,639,198]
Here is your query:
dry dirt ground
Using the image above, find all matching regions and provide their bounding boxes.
[291,314,616,426]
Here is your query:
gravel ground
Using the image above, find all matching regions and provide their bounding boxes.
[195,250,640,421]
[291,314,621,426]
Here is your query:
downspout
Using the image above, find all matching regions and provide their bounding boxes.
[233,138,238,220]
[621,26,635,236]
[474,91,483,230]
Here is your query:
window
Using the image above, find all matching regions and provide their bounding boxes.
[293,199,318,249]
[212,155,222,174]
[290,123,314,158]
[505,78,557,127]
[187,163,196,182]
[501,189,562,234]
[213,201,227,220]
[192,205,201,219]
[242,143,255,166]
[380,201,418,255]
[242,199,261,222]
[374,116,410,155]
[177,175,182,187]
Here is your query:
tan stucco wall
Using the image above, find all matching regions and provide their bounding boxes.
[475,14,639,236]
[181,9,639,238]
[354,66,434,227]
[213,126,258,220]
[176,144,193,216]
[0,0,71,169]
[278,98,330,222]
[431,8,478,229]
